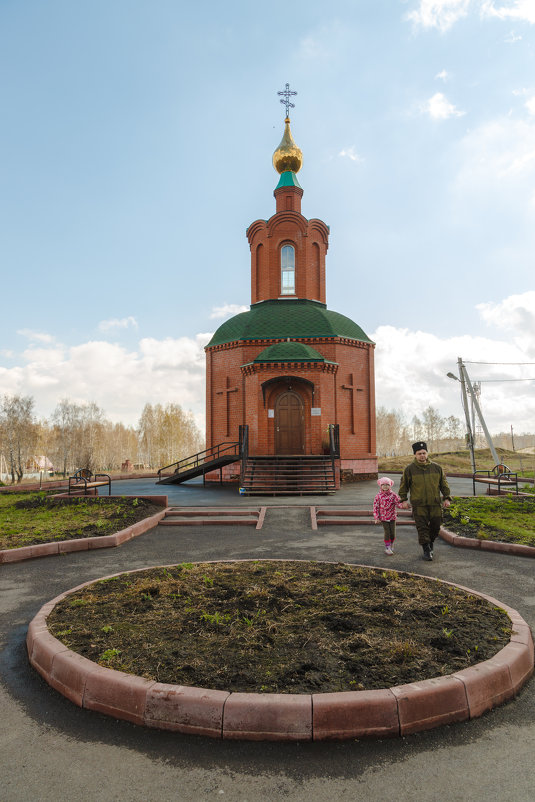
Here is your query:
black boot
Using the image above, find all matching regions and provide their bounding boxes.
[429,541,434,558]
[422,544,433,561]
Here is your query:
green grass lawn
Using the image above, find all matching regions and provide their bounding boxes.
[0,493,160,550]
[443,496,535,546]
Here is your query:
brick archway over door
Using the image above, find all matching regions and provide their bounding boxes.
[275,391,304,455]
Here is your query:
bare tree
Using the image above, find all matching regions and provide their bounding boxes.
[51,399,80,476]
[411,414,424,442]
[421,406,444,452]
[0,394,37,483]
[49,399,106,475]
[137,402,204,468]
[375,407,411,456]
[138,403,156,467]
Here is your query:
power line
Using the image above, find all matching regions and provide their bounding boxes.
[464,360,535,365]
[474,378,535,383]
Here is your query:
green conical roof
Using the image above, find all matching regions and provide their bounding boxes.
[275,171,302,190]
[207,299,372,348]
[253,342,330,363]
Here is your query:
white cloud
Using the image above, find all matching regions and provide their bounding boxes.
[504,29,523,40]
[98,316,138,332]
[210,303,248,320]
[481,0,535,23]
[17,329,55,344]
[476,291,535,354]
[435,69,450,81]
[407,0,535,30]
[407,0,472,32]
[373,294,535,432]
[525,96,535,115]
[452,118,535,206]
[0,334,211,429]
[3,293,535,435]
[422,92,465,119]
[339,147,364,163]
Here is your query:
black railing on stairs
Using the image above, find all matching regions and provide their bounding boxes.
[157,440,241,482]
[239,424,249,485]
[328,423,340,480]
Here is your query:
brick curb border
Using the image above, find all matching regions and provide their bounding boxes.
[439,527,535,558]
[0,497,168,564]
[26,562,534,741]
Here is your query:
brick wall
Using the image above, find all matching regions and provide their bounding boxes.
[205,336,376,478]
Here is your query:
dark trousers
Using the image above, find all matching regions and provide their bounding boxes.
[381,521,396,542]
[412,506,442,546]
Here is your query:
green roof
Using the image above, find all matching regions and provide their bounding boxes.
[275,171,302,190]
[207,299,372,348]
[253,342,329,363]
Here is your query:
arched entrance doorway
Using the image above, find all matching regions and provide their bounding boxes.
[275,391,305,454]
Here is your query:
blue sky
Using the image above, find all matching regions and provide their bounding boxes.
[1,0,534,434]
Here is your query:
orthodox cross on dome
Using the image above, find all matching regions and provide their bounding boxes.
[341,374,364,435]
[216,376,238,437]
[278,83,297,117]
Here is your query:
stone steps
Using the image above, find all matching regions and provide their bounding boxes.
[242,455,336,495]
[161,507,262,527]
[314,508,415,527]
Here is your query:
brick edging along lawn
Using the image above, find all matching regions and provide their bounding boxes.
[439,527,535,558]
[0,496,168,564]
[26,562,534,742]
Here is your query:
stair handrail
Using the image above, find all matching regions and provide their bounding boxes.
[328,424,340,457]
[328,423,340,478]
[157,440,241,480]
[239,424,249,484]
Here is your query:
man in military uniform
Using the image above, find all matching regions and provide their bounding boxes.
[399,441,452,561]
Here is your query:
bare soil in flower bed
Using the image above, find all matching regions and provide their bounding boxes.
[0,494,163,550]
[47,560,512,693]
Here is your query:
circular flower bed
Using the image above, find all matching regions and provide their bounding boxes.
[27,561,534,741]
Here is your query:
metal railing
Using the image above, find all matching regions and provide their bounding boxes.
[328,423,340,482]
[157,440,241,481]
[239,424,249,484]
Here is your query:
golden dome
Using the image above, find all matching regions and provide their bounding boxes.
[272,117,303,174]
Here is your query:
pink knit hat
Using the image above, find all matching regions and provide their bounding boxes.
[377,477,394,488]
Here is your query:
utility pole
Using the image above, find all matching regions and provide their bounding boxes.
[459,359,500,466]
[447,359,475,472]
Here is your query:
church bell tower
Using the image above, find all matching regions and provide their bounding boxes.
[205,87,377,482]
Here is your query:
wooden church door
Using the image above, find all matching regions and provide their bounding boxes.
[275,391,305,454]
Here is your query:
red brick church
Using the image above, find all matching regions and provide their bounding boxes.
[202,106,377,490]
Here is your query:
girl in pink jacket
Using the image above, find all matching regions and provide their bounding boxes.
[373,477,403,555]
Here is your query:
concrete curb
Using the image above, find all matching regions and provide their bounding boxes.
[1,497,168,564]
[440,526,535,558]
[26,563,534,741]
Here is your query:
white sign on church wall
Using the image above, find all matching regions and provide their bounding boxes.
[268,409,274,418]
[311,408,321,416]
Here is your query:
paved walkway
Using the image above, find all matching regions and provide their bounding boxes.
[1,477,534,801]
[107,472,492,505]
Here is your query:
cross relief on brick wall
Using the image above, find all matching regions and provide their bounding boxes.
[216,377,238,437]
[341,373,364,435]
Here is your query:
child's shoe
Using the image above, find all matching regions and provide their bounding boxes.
[385,544,393,555]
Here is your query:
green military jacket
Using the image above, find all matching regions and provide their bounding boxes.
[398,458,452,509]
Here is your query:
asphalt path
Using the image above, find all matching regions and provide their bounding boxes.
[1,476,534,802]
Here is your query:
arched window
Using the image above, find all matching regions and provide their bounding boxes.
[281,244,295,295]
